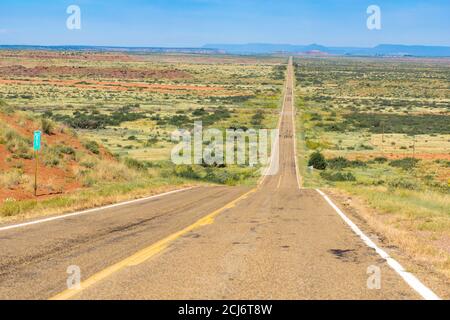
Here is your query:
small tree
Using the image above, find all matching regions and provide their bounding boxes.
[0,99,14,114]
[308,151,327,170]
[41,118,54,135]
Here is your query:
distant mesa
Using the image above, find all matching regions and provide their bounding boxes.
[203,43,450,57]
[1,43,449,57]
[301,50,329,56]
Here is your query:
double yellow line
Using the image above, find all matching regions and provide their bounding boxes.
[50,188,257,300]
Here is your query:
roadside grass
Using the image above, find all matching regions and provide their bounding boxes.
[0,169,30,189]
[0,175,192,223]
[334,184,450,278]
[0,158,261,223]
[340,184,449,231]
[0,154,261,222]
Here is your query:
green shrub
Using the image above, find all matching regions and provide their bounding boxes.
[388,178,419,190]
[173,165,246,185]
[434,159,450,168]
[305,140,322,150]
[327,157,350,170]
[309,113,322,121]
[250,110,265,126]
[350,160,367,168]
[389,157,419,170]
[320,171,356,182]
[205,169,240,185]
[192,108,207,116]
[271,64,287,80]
[0,100,14,114]
[55,145,75,156]
[145,136,159,146]
[81,176,97,187]
[374,157,388,163]
[358,144,374,150]
[174,165,202,180]
[4,130,33,159]
[41,118,54,135]
[52,105,148,130]
[83,140,100,155]
[124,158,149,171]
[80,161,96,169]
[42,149,60,167]
[199,106,231,126]
[168,115,190,127]
[329,113,450,135]
[308,151,327,170]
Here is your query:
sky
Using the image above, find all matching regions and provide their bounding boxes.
[0,0,449,47]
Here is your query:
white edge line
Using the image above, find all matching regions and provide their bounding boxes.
[0,187,195,232]
[290,57,301,190]
[315,189,441,300]
[258,60,287,186]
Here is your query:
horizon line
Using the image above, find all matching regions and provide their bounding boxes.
[1,43,450,49]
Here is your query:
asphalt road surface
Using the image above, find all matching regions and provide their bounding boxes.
[0,58,426,300]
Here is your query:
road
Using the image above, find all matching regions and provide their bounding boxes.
[0,58,428,300]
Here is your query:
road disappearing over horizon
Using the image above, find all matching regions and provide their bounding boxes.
[0,58,430,300]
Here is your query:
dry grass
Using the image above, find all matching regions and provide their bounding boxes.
[0,178,195,224]
[327,184,450,298]
[0,170,30,189]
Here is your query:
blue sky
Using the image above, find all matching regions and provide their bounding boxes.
[0,0,449,47]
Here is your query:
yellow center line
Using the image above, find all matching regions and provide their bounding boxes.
[49,187,257,300]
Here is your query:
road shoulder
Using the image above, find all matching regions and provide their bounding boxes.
[325,187,450,299]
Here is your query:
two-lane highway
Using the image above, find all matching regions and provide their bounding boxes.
[0,58,434,300]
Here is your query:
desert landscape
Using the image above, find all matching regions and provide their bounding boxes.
[1,52,448,298]
[0,0,449,303]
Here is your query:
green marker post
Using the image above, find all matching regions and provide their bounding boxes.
[33,130,41,197]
